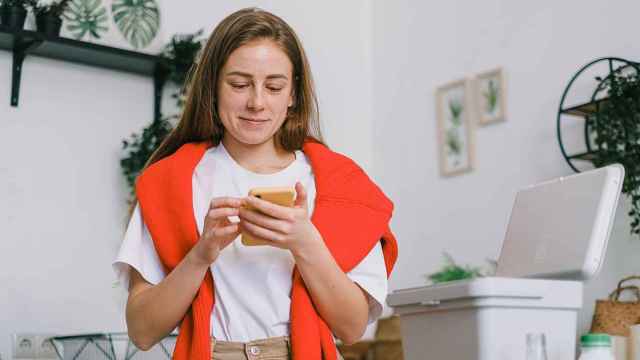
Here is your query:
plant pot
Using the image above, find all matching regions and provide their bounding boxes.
[0,5,27,31]
[36,12,63,37]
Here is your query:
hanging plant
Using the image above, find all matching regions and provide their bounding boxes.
[120,29,204,202]
[120,116,172,201]
[588,69,640,237]
[162,29,204,83]
[162,28,204,106]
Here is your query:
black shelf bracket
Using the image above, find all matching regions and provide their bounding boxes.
[11,38,42,106]
[153,64,169,122]
[1,28,167,120]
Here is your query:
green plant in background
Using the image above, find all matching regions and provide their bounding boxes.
[425,252,496,284]
[162,29,205,108]
[445,99,464,163]
[27,0,72,16]
[446,128,462,157]
[111,0,160,49]
[120,29,204,202]
[63,0,109,40]
[0,0,30,8]
[588,69,640,237]
[120,117,172,201]
[448,99,463,126]
[484,79,499,114]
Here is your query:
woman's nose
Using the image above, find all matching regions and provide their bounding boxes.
[247,87,265,111]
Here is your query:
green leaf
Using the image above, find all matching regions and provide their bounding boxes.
[111,0,160,49]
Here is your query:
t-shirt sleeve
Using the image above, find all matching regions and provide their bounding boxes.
[112,203,166,291]
[346,242,389,324]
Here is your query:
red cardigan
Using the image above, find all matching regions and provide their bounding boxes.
[135,140,398,360]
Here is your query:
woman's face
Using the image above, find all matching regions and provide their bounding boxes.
[217,39,294,147]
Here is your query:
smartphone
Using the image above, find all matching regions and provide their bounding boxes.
[241,186,296,246]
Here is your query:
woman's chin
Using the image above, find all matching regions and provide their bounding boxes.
[229,132,275,146]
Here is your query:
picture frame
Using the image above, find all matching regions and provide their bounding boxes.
[474,67,506,125]
[435,78,475,177]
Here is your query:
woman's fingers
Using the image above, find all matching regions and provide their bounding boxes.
[208,222,240,239]
[240,219,283,244]
[239,207,291,234]
[209,197,244,210]
[244,196,293,221]
[204,198,243,229]
[294,181,307,208]
[207,207,239,221]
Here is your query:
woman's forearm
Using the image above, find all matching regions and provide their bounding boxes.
[292,239,369,344]
[126,251,211,350]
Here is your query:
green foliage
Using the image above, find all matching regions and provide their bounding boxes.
[26,0,71,16]
[120,117,172,202]
[588,69,640,237]
[425,252,489,284]
[0,0,30,8]
[63,0,109,40]
[111,0,160,49]
[449,99,463,126]
[445,128,462,156]
[484,79,499,114]
[120,30,204,202]
[162,29,204,86]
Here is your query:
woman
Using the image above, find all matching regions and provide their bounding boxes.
[113,7,398,360]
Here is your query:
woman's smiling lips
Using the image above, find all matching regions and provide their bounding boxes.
[240,116,268,122]
[239,116,269,128]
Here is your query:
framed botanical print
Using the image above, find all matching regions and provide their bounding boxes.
[435,78,475,176]
[474,67,506,125]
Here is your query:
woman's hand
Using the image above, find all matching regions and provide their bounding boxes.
[189,197,244,266]
[238,182,321,256]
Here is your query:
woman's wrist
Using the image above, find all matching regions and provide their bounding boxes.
[185,245,215,271]
[290,230,326,264]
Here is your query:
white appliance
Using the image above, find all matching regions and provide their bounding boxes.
[387,164,626,360]
[495,164,624,280]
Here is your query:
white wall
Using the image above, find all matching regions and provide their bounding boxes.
[372,0,640,338]
[0,1,374,358]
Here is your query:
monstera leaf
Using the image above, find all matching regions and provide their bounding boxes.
[64,0,109,40]
[111,0,160,49]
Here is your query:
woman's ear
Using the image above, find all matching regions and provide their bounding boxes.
[288,92,295,108]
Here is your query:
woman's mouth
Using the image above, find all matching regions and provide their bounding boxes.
[240,117,268,124]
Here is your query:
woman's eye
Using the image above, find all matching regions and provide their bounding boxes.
[268,87,284,92]
[231,83,249,89]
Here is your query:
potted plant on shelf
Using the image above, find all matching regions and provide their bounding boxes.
[0,0,30,31]
[27,0,70,37]
[588,68,640,238]
[162,29,204,108]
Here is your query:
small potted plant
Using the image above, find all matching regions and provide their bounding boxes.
[0,0,30,31]
[28,0,70,37]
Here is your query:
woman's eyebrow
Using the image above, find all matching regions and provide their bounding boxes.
[225,71,289,80]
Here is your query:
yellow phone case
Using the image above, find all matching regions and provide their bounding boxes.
[241,186,296,246]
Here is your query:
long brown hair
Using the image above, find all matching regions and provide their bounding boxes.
[128,7,323,217]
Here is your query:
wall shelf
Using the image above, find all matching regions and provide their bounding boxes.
[0,27,169,121]
[560,97,608,118]
[556,57,640,172]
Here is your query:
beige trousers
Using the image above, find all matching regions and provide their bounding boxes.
[210,336,345,360]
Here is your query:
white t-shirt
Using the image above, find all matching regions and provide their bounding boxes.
[112,143,388,342]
